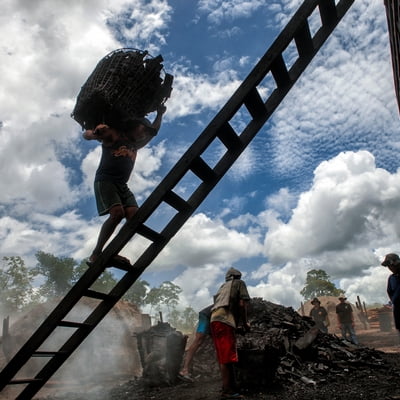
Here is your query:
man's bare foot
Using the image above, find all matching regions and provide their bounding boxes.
[112,254,130,264]
[86,254,98,267]
[86,254,131,268]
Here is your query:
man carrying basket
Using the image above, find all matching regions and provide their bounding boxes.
[83,104,166,266]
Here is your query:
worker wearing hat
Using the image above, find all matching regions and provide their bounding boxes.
[309,298,329,333]
[336,296,358,344]
[210,268,250,399]
[382,253,400,336]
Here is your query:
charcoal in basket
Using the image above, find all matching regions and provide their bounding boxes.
[71,48,173,130]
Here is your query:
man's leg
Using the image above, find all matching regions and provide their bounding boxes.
[124,205,138,220]
[89,205,125,263]
[349,325,358,344]
[180,332,206,376]
[340,325,346,340]
[220,362,236,394]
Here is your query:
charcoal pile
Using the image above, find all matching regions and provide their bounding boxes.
[235,298,389,390]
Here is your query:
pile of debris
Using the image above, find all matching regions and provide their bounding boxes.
[239,298,387,388]
[188,298,389,390]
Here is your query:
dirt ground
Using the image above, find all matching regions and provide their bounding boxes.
[35,328,400,400]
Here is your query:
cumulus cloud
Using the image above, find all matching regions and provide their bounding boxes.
[142,212,263,270]
[197,0,268,24]
[264,151,400,262]
[166,62,241,117]
[244,150,400,307]
[250,0,399,183]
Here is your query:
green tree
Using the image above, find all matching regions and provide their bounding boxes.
[158,281,182,312]
[168,308,181,328]
[144,281,182,321]
[180,306,198,332]
[300,269,345,300]
[0,256,39,313]
[167,306,197,333]
[33,251,76,298]
[123,279,150,307]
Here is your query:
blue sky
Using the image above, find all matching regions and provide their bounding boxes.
[1,0,399,316]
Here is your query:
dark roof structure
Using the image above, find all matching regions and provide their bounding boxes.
[385,0,400,112]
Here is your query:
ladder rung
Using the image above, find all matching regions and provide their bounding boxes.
[137,224,164,242]
[84,289,113,301]
[33,351,68,358]
[271,54,291,88]
[244,88,267,119]
[294,22,314,57]
[10,378,42,385]
[190,157,217,183]
[217,123,243,151]
[163,191,192,212]
[110,261,132,272]
[58,320,92,329]
[319,0,337,26]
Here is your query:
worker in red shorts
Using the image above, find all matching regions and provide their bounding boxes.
[210,268,250,400]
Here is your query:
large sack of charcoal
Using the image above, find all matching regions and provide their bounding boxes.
[71,48,173,129]
[136,322,187,387]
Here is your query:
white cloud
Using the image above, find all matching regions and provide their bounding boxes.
[264,151,400,263]
[248,261,306,307]
[136,212,262,271]
[166,62,241,117]
[197,0,267,24]
[172,264,222,309]
[242,150,400,307]
[258,0,399,180]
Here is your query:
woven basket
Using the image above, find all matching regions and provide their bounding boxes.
[71,48,173,129]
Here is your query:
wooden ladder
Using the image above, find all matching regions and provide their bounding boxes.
[0,0,354,398]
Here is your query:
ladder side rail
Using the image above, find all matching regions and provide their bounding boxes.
[318,0,338,27]
[0,263,107,390]
[16,263,161,398]
[108,0,330,236]
[124,0,358,262]
[97,0,330,264]
[102,0,355,263]
[97,0,358,276]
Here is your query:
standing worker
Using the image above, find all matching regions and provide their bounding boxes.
[381,253,400,339]
[210,268,250,400]
[336,296,359,344]
[83,105,166,266]
[309,297,329,333]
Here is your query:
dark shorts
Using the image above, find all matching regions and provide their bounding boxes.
[94,180,138,216]
[210,321,238,364]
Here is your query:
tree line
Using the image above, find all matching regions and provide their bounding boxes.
[1,252,347,330]
[0,252,197,333]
